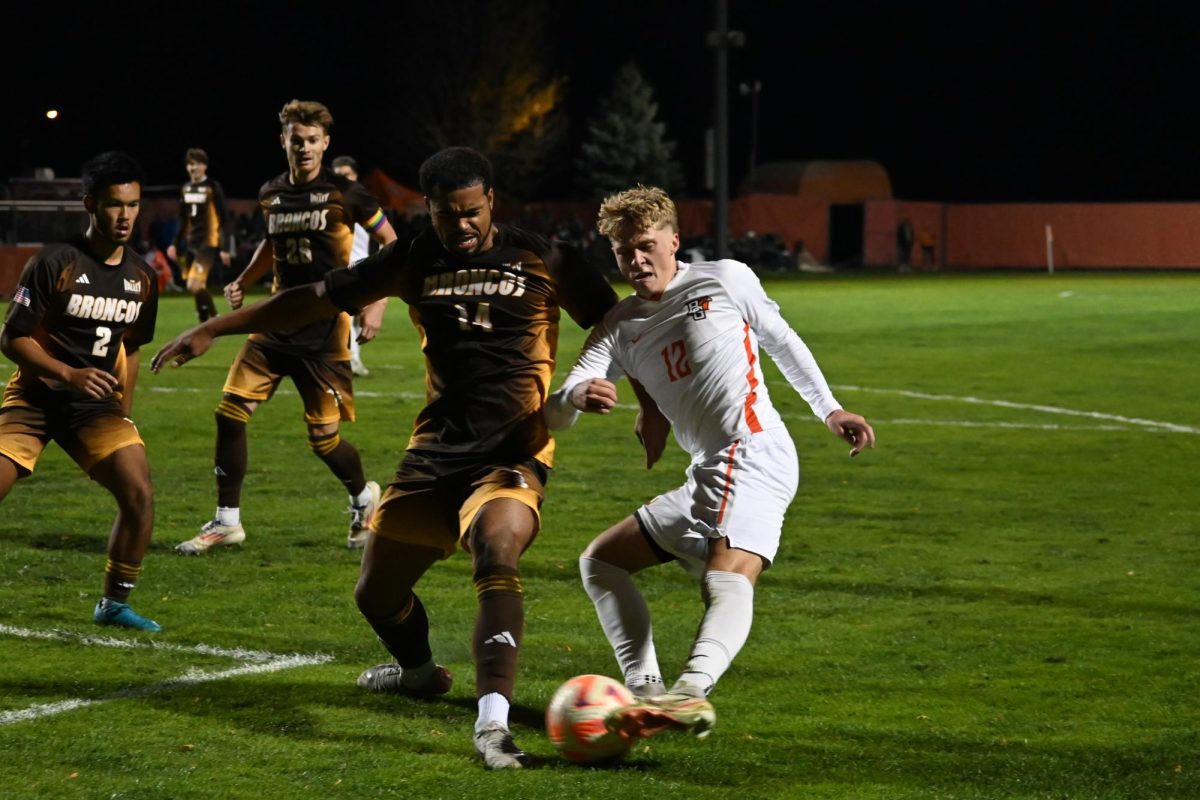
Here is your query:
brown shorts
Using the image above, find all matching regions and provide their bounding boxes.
[372,459,547,558]
[182,247,218,284]
[222,339,355,425]
[0,389,143,475]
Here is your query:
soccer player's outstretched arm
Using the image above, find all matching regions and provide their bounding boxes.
[733,263,876,457]
[545,322,623,428]
[151,280,341,372]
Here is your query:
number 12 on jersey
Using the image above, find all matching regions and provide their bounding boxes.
[661,339,691,382]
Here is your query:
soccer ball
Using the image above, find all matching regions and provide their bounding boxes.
[545,673,635,764]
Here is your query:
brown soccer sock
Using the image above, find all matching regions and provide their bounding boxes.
[214,409,249,508]
[103,559,142,603]
[473,565,524,700]
[195,290,218,322]
[309,432,366,496]
[365,593,433,668]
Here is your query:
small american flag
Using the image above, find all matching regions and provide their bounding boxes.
[12,285,31,307]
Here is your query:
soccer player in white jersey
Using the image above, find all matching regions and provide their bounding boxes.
[331,156,377,377]
[544,185,875,741]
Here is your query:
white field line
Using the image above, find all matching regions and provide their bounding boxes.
[0,624,333,726]
[835,385,1199,435]
[1,623,289,661]
[882,418,1134,432]
[149,384,1198,435]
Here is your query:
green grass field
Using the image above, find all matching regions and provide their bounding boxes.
[1,272,1197,799]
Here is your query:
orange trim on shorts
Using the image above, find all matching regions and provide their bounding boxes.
[716,439,740,526]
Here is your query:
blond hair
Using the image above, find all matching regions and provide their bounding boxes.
[278,99,334,133]
[597,185,678,238]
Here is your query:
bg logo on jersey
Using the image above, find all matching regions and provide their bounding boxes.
[684,296,712,321]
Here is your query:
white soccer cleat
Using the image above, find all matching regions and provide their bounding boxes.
[474,722,530,769]
[347,480,381,549]
[605,690,716,740]
[175,520,246,555]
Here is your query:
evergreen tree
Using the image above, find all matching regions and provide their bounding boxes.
[575,62,685,198]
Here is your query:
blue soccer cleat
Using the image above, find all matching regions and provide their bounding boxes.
[93,599,162,632]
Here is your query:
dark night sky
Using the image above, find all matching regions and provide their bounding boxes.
[6,1,1200,202]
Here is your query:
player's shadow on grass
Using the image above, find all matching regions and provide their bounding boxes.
[122,676,551,766]
[17,532,108,553]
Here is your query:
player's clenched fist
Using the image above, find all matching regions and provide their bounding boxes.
[570,378,619,414]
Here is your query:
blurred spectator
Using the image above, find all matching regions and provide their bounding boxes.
[140,241,182,294]
[897,218,915,271]
[918,227,937,268]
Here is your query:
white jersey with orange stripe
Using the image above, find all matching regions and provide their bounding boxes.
[548,259,842,459]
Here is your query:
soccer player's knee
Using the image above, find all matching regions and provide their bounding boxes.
[579,555,628,587]
[469,526,514,565]
[308,431,340,456]
[215,398,252,424]
[114,472,154,513]
[702,570,754,607]
[354,579,410,621]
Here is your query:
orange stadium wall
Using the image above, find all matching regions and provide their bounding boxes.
[945,203,1200,269]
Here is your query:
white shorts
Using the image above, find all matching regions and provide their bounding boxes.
[636,427,799,578]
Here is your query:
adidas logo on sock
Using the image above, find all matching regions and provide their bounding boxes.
[483,631,516,647]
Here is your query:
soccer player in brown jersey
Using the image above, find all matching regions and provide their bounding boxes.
[173,100,397,556]
[167,148,231,323]
[0,151,161,632]
[153,146,665,768]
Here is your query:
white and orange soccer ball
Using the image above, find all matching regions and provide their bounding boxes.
[545,673,636,764]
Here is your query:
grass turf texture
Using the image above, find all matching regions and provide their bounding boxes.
[1,272,1196,799]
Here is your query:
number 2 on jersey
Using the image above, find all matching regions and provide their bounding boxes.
[661,339,691,382]
[92,326,112,357]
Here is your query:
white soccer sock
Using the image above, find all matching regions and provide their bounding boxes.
[475,692,510,733]
[676,570,755,695]
[579,556,663,692]
[216,506,240,527]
